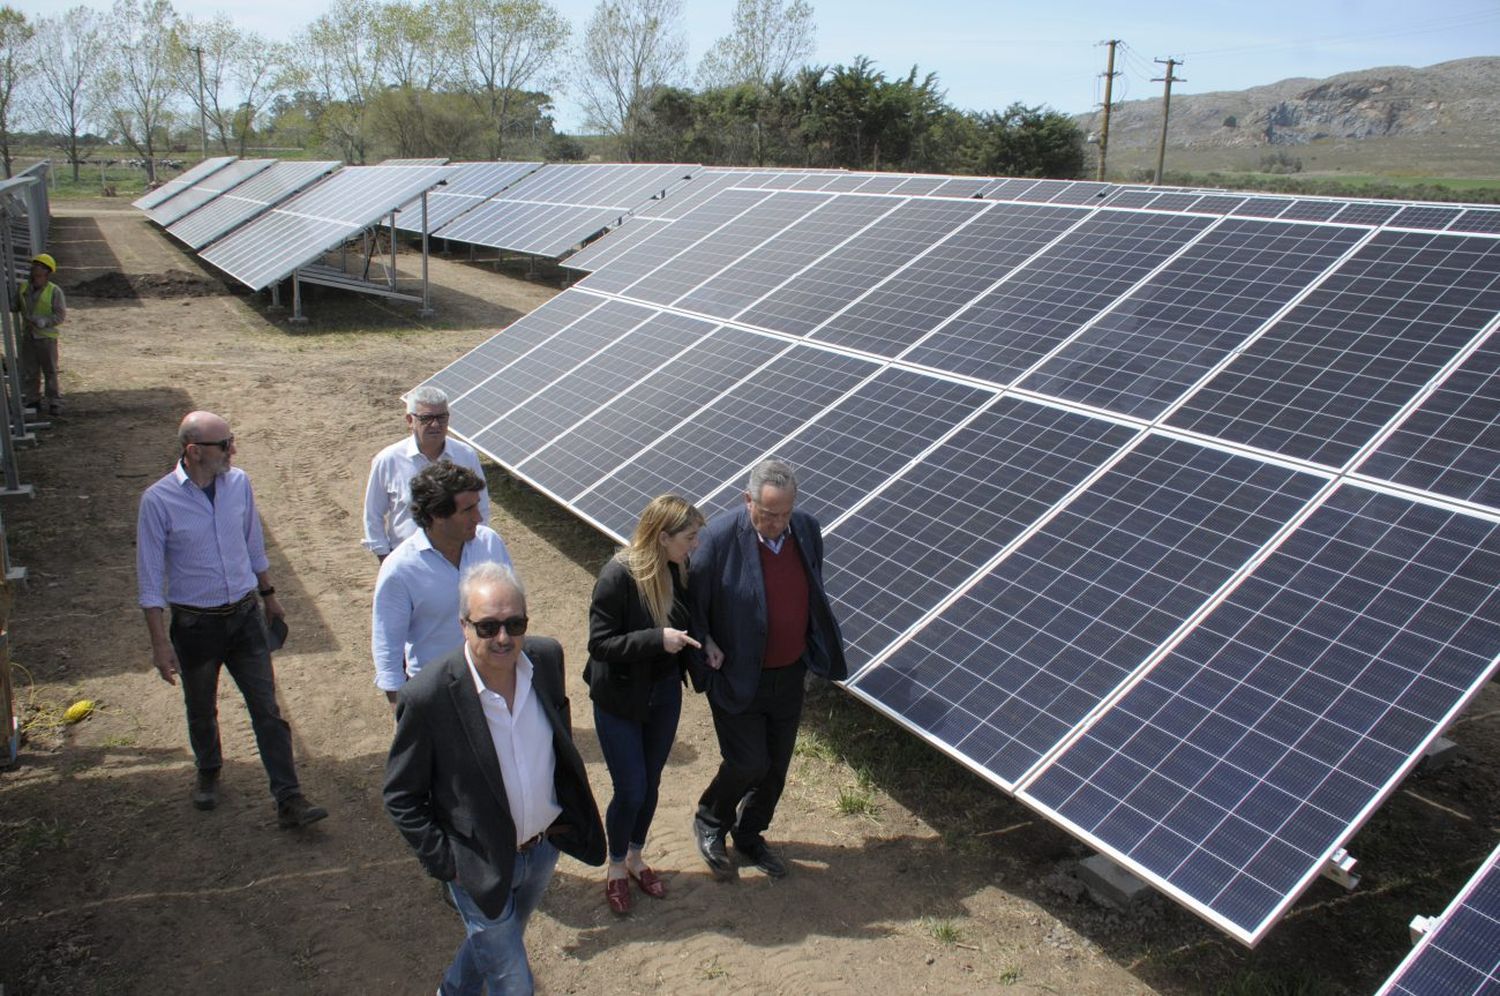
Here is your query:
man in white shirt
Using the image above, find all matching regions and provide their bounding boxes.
[383,562,603,995]
[363,386,489,561]
[372,461,513,706]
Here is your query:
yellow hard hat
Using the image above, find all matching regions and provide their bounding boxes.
[31,253,56,272]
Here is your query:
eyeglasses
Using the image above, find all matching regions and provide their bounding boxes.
[413,412,450,425]
[195,436,234,451]
[463,615,529,638]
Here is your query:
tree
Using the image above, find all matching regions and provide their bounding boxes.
[0,6,35,177]
[373,1,458,91]
[28,7,105,182]
[172,15,296,156]
[452,0,568,160]
[960,103,1085,179]
[102,0,179,183]
[696,0,814,91]
[575,0,686,161]
[299,0,384,163]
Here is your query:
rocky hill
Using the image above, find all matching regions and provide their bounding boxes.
[1075,57,1500,173]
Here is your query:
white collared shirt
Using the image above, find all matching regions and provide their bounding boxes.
[464,646,562,847]
[362,435,490,556]
[370,524,513,690]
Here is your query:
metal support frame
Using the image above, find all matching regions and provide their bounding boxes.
[1320,848,1360,889]
[418,192,433,317]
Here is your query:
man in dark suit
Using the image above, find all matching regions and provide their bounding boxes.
[688,457,847,880]
[384,561,604,995]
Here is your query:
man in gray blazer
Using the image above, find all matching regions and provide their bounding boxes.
[384,561,604,995]
[688,457,847,880]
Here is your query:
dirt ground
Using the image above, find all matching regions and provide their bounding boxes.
[1,201,1497,995]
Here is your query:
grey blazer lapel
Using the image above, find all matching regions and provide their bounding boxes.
[445,657,510,810]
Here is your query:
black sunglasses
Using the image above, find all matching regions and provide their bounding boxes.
[195,436,234,450]
[413,412,450,425]
[464,615,529,638]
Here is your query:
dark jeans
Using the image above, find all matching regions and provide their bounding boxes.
[594,673,682,862]
[20,333,59,406]
[170,601,299,803]
[695,660,805,849]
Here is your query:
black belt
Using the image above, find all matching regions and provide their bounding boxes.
[170,592,258,616]
[518,825,568,853]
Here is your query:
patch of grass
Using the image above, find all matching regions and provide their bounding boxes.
[921,916,962,946]
[0,817,71,873]
[793,727,838,763]
[835,782,878,817]
[700,955,729,980]
[1214,967,1338,996]
[997,965,1023,985]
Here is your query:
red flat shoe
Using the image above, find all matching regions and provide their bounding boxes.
[629,866,667,899]
[605,876,631,914]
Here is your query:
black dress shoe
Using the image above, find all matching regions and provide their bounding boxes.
[277,794,329,829]
[735,841,788,879]
[694,823,736,880]
[191,769,219,811]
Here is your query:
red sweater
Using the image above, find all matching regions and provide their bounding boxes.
[759,532,810,669]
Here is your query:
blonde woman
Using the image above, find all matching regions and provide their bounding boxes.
[584,495,705,914]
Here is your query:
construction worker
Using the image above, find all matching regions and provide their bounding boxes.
[14,253,67,416]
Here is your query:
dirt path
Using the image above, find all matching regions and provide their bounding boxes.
[0,201,1495,995]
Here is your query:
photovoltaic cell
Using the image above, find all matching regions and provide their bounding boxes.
[576,346,877,537]
[144,159,274,227]
[1022,485,1500,944]
[132,156,235,210]
[1278,200,1344,222]
[1167,231,1500,467]
[165,161,340,250]
[1332,201,1403,226]
[1376,840,1500,996]
[811,202,1084,356]
[1449,209,1500,235]
[694,367,995,525]
[1391,206,1465,231]
[903,210,1214,384]
[1359,332,1500,506]
[200,163,453,290]
[1022,219,1368,419]
[392,161,540,234]
[823,398,1136,670]
[563,219,672,273]
[738,198,989,335]
[853,436,1324,787]
[516,322,784,513]
[674,194,899,320]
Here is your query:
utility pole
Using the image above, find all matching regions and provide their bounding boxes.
[192,46,207,157]
[1097,39,1120,181]
[1152,57,1183,185]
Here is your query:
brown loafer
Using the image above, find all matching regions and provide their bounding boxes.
[630,866,667,899]
[605,876,631,914]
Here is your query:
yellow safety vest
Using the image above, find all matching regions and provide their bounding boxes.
[16,282,59,340]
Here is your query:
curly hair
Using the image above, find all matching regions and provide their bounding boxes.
[408,461,486,528]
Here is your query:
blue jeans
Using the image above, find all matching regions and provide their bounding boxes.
[170,601,299,803]
[442,840,559,996]
[594,673,682,862]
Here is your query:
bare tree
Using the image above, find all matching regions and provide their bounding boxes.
[375,0,460,92]
[452,0,568,160]
[696,0,815,91]
[28,7,106,183]
[575,0,686,161]
[102,0,179,184]
[0,6,34,178]
[299,0,385,163]
[172,15,296,156]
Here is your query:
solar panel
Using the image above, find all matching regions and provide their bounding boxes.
[392,161,540,235]
[1021,485,1500,944]
[1376,840,1500,995]
[432,162,698,258]
[144,159,275,227]
[200,163,453,290]
[165,161,341,250]
[430,179,1500,947]
[132,156,236,210]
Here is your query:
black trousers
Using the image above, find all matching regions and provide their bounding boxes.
[695,660,805,848]
[170,601,300,803]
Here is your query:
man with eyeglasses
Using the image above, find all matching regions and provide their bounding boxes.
[688,457,846,880]
[372,461,513,709]
[363,386,489,562]
[137,411,328,828]
[384,561,603,995]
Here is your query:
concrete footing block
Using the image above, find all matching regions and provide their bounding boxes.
[1077,854,1151,910]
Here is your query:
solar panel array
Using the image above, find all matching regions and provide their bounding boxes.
[200,163,453,290]
[427,171,1500,946]
[143,158,275,227]
[131,156,236,211]
[1376,840,1500,995]
[433,162,699,259]
[393,161,541,234]
[164,160,341,250]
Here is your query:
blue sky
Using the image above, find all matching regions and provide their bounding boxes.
[17,0,1499,132]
